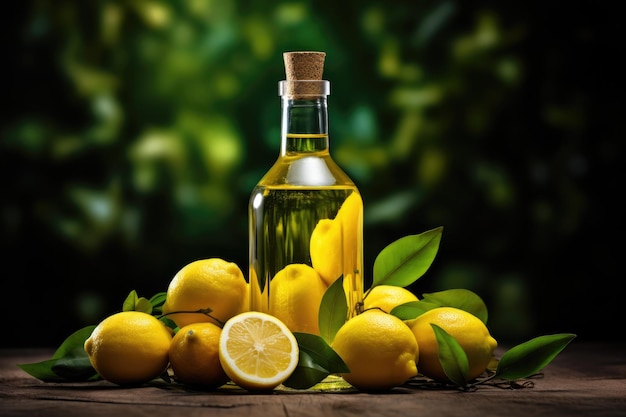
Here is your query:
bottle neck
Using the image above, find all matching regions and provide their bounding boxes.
[280,96,329,156]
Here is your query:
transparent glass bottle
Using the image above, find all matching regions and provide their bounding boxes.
[249,74,363,335]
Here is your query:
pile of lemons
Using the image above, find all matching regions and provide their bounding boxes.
[85,258,299,391]
[84,257,497,392]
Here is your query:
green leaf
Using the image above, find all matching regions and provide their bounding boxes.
[122,290,139,312]
[17,359,67,382]
[135,297,153,314]
[283,332,350,389]
[17,326,98,382]
[421,289,488,324]
[390,300,439,320]
[432,323,469,387]
[149,292,167,312]
[122,290,153,314]
[372,226,443,288]
[318,277,348,345]
[294,332,349,373]
[51,355,97,380]
[160,316,178,331]
[283,350,333,390]
[496,333,576,380]
[51,325,97,361]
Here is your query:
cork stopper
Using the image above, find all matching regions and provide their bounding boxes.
[280,51,329,98]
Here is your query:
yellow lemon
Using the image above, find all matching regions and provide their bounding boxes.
[162,258,247,329]
[363,285,419,313]
[169,322,229,388]
[242,281,250,312]
[335,192,363,273]
[84,311,172,385]
[309,218,342,286]
[218,311,299,391]
[410,307,498,382]
[269,264,327,335]
[331,310,418,391]
[310,192,363,287]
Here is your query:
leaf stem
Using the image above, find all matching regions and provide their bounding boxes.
[362,287,372,301]
[157,308,225,327]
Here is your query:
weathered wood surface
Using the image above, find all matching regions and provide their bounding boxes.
[1,342,625,417]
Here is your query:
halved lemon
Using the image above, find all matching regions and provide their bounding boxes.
[218,311,299,391]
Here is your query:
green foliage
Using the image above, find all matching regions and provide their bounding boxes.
[18,326,98,383]
[391,288,489,324]
[318,277,349,345]
[495,334,577,380]
[283,332,350,390]
[390,300,439,320]
[4,0,618,352]
[421,289,488,324]
[432,324,469,387]
[122,290,153,314]
[371,226,443,288]
[149,292,168,314]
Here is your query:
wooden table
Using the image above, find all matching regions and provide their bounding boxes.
[1,342,625,417]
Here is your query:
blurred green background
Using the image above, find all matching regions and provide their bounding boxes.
[2,0,622,348]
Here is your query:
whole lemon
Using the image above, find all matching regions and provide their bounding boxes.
[310,192,363,287]
[242,281,250,312]
[169,322,229,388]
[410,307,498,382]
[331,310,419,391]
[269,264,327,335]
[84,311,172,385]
[162,258,247,329]
[335,192,362,266]
[363,285,419,313]
[309,219,342,286]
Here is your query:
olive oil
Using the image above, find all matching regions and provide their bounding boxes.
[248,52,364,331]
[249,185,363,315]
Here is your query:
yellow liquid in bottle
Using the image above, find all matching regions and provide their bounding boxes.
[249,135,364,332]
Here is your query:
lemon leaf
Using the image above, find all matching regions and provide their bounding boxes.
[135,297,153,314]
[372,226,443,288]
[318,276,348,345]
[122,290,139,311]
[159,316,178,331]
[17,325,98,382]
[431,323,469,387]
[283,350,330,389]
[284,333,349,389]
[421,289,488,324]
[17,358,70,383]
[390,300,439,320]
[495,333,577,380]
[122,290,154,314]
[51,356,98,380]
[149,292,167,312]
[294,332,350,373]
[51,325,96,360]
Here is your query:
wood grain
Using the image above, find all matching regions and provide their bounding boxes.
[1,343,625,417]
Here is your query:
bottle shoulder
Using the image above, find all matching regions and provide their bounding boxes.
[257,154,356,188]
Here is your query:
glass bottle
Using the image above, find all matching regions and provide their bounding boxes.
[248,52,363,335]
